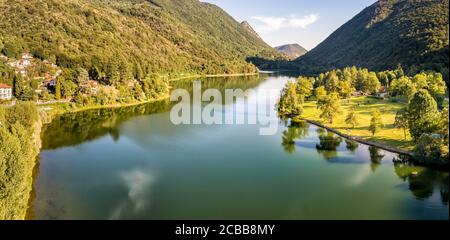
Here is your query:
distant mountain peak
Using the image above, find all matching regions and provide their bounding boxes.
[275,44,308,60]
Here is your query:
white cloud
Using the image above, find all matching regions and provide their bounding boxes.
[287,14,319,29]
[251,14,319,33]
[109,169,157,219]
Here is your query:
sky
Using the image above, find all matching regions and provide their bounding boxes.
[202,0,377,50]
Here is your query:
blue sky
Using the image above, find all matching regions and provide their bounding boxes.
[203,0,377,50]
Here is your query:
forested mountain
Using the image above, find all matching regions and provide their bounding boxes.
[275,44,308,59]
[250,0,449,80]
[296,0,449,78]
[0,0,279,78]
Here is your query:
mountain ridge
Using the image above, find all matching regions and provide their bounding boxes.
[295,0,449,78]
[249,0,449,81]
[0,0,279,79]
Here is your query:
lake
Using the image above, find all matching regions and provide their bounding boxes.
[27,74,449,220]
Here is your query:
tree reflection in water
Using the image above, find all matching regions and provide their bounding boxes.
[315,128,342,160]
[281,120,309,154]
[394,159,449,205]
[368,146,385,172]
[345,139,359,152]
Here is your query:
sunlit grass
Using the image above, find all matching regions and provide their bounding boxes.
[300,96,414,150]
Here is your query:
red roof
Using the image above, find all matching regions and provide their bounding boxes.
[0,83,12,89]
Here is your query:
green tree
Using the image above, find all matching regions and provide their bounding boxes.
[369,110,382,136]
[61,78,78,98]
[141,73,170,99]
[390,76,416,101]
[324,71,339,93]
[13,74,25,98]
[317,93,341,124]
[414,134,449,166]
[0,107,5,128]
[338,79,353,99]
[424,72,447,106]
[76,68,89,87]
[394,108,409,140]
[278,81,304,117]
[55,78,61,100]
[107,55,121,86]
[6,101,38,129]
[314,86,327,100]
[296,77,314,98]
[345,109,359,129]
[1,39,24,58]
[438,107,449,144]
[363,72,381,94]
[407,90,439,141]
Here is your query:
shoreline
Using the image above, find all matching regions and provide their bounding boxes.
[19,72,261,219]
[297,118,412,156]
[169,72,260,82]
[295,118,450,170]
[38,72,261,121]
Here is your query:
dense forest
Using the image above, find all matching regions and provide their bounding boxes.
[0,102,40,219]
[0,0,279,86]
[251,0,449,82]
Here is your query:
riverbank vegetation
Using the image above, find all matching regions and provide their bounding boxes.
[278,66,449,166]
[0,102,40,220]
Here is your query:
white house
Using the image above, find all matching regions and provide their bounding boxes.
[0,84,13,100]
[8,53,34,76]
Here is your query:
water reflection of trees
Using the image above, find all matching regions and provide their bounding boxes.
[315,128,342,160]
[394,160,449,205]
[172,75,266,105]
[41,100,171,150]
[345,140,359,152]
[369,146,385,172]
[42,75,267,150]
[281,121,309,154]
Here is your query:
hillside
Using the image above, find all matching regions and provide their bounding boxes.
[296,0,449,77]
[250,0,449,79]
[275,44,308,59]
[241,21,262,40]
[0,0,279,78]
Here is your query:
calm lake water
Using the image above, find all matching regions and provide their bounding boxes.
[28,74,449,220]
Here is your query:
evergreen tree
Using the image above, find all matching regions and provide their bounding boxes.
[55,78,61,100]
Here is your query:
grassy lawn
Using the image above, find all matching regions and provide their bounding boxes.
[299,96,414,151]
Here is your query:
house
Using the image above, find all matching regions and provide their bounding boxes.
[352,91,364,97]
[87,80,100,94]
[0,84,13,100]
[21,53,33,66]
[79,80,100,95]
[8,52,34,76]
[44,79,57,88]
[377,86,389,99]
[377,92,389,99]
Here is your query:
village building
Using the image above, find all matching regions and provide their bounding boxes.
[377,86,389,99]
[0,83,13,100]
[88,80,100,94]
[8,52,34,76]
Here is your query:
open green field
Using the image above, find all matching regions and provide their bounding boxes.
[299,97,414,151]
